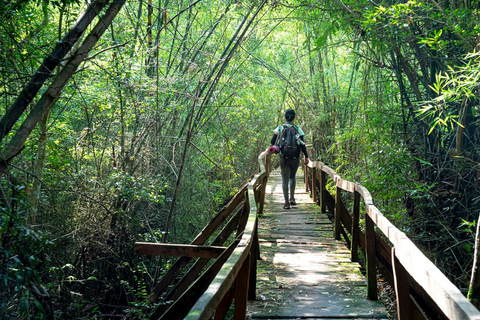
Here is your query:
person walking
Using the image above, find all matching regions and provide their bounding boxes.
[271,109,309,209]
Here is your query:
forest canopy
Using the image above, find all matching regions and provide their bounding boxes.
[1,0,479,318]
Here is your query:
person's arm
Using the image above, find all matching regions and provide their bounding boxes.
[299,136,309,159]
[271,133,278,146]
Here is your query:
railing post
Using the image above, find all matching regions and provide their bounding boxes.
[304,161,309,193]
[312,166,317,204]
[234,253,251,320]
[236,191,250,238]
[351,189,360,262]
[392,247,414,319]
[334,186,342,240]
[214,287,234,320]
[320,169,326,213]
[365,213,378,300]
[248,222,259,300]
[258,176,267,215]
[266,153,272,177]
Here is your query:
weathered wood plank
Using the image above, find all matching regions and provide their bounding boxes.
[322,164,338,181]
[311,166,317,203]
[319,163,480,320]
[184,222,256,320]
[351,190,360,262]
[155,206,246,310]
[393,233,480,320]
[392,247,415,320]
[365,214,378,300]
[334,186,342,240]
[236,193,250,238]
[248,169,387,320]
[304,162,309,192]
[184,167,262,320]
[249,223,259,300]
[355,183,373,205]
[155,240,239,320]
[325,189,335,215]
[213,287,234,320]
[192,184,247,245]
[147,185,247,302]
[134,242,226,258]
[258,175,267,214]
[319,169,327,213]
[234,253,251,320]
[336,177,355,192]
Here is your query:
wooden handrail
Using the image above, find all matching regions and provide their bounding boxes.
[144,184,248,305]
[134,243,227,259]
[304,160,480,320]
[134,150,270,320]
[183,149,270,320]
[136,147,480,319]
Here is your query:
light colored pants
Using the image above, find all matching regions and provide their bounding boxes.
[280,157,300,204]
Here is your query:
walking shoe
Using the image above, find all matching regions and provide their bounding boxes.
[283,203,291,209]
[290,199,297,205]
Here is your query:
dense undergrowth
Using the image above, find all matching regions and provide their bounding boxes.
[2,0,480,318]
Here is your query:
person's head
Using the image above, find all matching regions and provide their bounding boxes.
[285,109,295,122]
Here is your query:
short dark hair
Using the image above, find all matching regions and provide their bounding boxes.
[285,109,295,121]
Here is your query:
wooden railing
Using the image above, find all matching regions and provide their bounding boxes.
[134,150,271,320]
[304,160,480,320]
[136,150,480,320]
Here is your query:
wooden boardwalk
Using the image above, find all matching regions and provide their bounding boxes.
[247,169,388,319]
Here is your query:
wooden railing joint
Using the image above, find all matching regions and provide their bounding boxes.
[182,149,270,320]
[303,152,480,319]
[141,147,480,320]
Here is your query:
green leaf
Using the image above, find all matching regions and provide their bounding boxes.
[414,157,433,166]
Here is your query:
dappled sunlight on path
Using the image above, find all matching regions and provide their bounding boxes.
[247,169,388,319]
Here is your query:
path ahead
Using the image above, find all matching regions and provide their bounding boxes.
[247,169,388,319]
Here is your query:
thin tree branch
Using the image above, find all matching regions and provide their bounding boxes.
[84,41,131,61]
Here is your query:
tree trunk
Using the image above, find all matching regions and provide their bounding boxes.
[194,0,268,124]
[162,87,199,243]
[0,0,110,144]
[317,48,329,112]
[146,0,154,77]
[0,0,127,177]
[28,110,51,224]
[468,210,480,308]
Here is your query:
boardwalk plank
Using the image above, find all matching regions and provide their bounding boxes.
[247,170,388,320]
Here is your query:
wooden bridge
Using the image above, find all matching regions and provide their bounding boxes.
[134,151,480,320]
[247,169,387,319]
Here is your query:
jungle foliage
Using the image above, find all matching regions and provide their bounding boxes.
[0,0,479,318]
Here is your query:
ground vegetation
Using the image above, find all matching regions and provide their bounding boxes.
[1,0,480,318]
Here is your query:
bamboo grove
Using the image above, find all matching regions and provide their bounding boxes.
[0,0,479,318]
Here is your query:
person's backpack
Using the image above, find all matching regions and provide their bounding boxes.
[277,125,301,160]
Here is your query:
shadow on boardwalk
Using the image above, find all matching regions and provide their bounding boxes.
[247,169,388,320]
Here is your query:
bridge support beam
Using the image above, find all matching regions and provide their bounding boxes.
[365,214,378,300]
[265,153,272,177]
[134,242,226,258]
[304,161,309,193]
[392,247,415,319]
[214,287,234,320]
[258,175,267,215]
[334,186,342,240]
[249,224,259,300]
[351,190,360,262]
[234,253,251,320]
[320,170,327,213]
